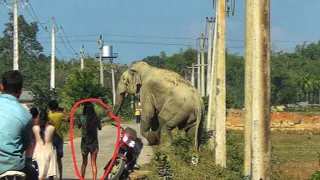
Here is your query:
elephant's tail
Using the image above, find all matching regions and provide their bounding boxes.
[194,104,205,153]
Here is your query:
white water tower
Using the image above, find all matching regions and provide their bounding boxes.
[95,42,118,106]
[102,45,118,60]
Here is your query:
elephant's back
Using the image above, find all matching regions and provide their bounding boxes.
[152,69,194,88]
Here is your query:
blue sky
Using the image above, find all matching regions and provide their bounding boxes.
[1,0,320,65]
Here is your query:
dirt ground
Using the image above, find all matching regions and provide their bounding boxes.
[227,109,320,179]
[227,109,320,131]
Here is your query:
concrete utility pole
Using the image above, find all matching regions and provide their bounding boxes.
[215,0,226,167]
[244,0,253,177]
[207,13,218,139]
[111,59,116,105]
[200,33,205,97]
[250,0,271,179]
[197,51,201,92]
[50,17,55,90]
[80,45,84,70]
[98,35,104,86]
[13,0,19,70]
[187,63,195,87]
[206,17,214,96]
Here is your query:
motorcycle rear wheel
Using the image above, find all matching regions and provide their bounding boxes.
[105,158,126,180]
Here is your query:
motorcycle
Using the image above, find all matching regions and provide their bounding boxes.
[104,123,144,180]
[0,158,38,180]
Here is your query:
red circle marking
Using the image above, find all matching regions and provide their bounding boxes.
[69,98,121,180]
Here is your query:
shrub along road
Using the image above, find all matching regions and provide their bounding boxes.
[62,123,153,179]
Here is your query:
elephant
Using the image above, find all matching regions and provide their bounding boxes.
[111,61,205,160]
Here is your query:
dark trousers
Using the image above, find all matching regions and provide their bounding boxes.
[136,115,141,124]
[20,163,38,180]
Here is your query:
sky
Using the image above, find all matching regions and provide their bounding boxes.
[1,0,320,65]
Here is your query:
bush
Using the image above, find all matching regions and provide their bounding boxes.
[172,131,192,163]
[146,130,247,180]
[310,152,320,180]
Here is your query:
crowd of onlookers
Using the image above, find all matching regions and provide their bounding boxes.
[0,70,103,180]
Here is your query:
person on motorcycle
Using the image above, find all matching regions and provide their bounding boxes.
[0,70,38,180]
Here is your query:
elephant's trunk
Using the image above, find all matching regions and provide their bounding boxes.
[112,91,126,116]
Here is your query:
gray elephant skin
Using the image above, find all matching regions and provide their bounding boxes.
[111,61,205,154]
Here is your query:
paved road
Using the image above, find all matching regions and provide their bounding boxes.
[62,123,153,180]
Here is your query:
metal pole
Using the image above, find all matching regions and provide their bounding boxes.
[206,18,214,96]
[244,0,253,176]
[50,18,55,90]
[251,0,271,179]
[197,52,201,92]
[201,33,205,97]
[80,45,84,70]
[13,0,19,70]
[215,0,226,167]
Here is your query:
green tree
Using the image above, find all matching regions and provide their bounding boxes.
[57,68,112,109]
[0,13,49,88]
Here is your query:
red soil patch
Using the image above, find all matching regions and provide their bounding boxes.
[227,109,320,130]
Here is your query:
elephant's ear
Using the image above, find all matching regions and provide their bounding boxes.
[129,68,142,86]
[118,74,128,94]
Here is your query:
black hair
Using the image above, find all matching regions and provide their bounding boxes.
[48,100,58,110]
[83,102,99,139]
[1,70,23,94]
[39,111,49,144]
[57,107,64,112]
[30,107,39,119]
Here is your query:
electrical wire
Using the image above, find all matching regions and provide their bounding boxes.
[60,27,77,53]
[37,33,196,40]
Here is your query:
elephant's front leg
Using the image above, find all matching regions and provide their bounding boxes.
[140,104,158,145]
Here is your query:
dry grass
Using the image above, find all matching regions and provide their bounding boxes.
[143,130,320,180]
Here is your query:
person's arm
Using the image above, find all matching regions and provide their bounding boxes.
[22,117,33,152]
[77,116,83,129]
[63,108,71,122]
[97,118,102,130]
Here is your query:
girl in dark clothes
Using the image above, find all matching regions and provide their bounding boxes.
[77,102,102,180]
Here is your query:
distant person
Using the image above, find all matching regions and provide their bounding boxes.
[135,103,141,124]
[25,107,40,161]
[48,100,68,180]
[0,70,37,179]
[77,102,102,180]
[32,111,58,180]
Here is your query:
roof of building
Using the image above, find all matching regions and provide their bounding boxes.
[0,91,34,101]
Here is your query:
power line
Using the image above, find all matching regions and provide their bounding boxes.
[60,27,77,53]
[24,0,71,59]
[52,19,75,55]
[37,33,196,40]
[24,5,49,31]
[36,33,320,44]
[38,39,197,47]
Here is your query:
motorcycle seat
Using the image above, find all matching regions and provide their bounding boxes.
[0,171,26,179]
[124,127,137,139]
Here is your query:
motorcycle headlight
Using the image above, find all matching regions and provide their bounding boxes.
[123,134,136,147]
[127,140,135,147]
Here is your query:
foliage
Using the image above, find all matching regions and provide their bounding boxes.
[29,82,58,110]
[57,68,112,110]
[310,152,320,180]
[145,130,246,180]
[226,130,244,173]
[202,96,209,112]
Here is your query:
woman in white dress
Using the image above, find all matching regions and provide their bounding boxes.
[32,111,58,180]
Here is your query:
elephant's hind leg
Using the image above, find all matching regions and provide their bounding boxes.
[157,110,187,147]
